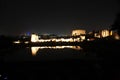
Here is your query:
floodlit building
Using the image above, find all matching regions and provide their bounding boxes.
[101,30,110,37]
[31,29,86,42]
[72,29,86,41]
[72,29,86,36]
[94,30,113,38]
[94,33,101,38]
[101,30,113,38]
[31,33,39,42]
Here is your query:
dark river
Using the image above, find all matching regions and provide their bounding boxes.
[0,46,119,80]
[2,46,96,62]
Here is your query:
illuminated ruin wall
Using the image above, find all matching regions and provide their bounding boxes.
[31,34,39,42]
[101,30,113,38]
[72,30,86,36]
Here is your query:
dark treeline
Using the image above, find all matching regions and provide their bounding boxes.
[0,35,30,49]
[0,35,16,47]
[111,0,120,35]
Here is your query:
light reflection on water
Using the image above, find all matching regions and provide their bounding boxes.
[31,46,82,56]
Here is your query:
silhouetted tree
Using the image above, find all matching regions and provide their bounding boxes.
[111,13,120,35]
[111,0,120,35]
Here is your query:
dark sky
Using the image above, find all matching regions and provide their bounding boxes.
[0,0,119,35]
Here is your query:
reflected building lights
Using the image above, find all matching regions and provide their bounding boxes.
[31,46,81,56]
[13,40,21,44]
[31,47,40,56]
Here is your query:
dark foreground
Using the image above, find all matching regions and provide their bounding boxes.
[0,57,120,80]
[0,40,120,80]
[0,60,104,80]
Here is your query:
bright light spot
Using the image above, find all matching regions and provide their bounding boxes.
[0,74,2,77]
[80,36,85,40]
[13,40,20,44]
[51,38,56,42]
[31,46,81,56]
[24,41,29,44]
[31,33,86,42]
[115,35,120,40]
[31,47,40,56]
[87,38,94,41]
[101,30,110,37]
[56,39,61,42]
[94,33,101,38]
[87,39,90,41]
[110,31,113,36]
[31,34,39,42]
[38,38,74,42]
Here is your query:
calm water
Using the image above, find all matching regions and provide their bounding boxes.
[1,46,118,80]
[1,46,96,62]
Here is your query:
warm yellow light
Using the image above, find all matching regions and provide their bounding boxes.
[31,46,81,50]
[38,39,44,42]
[110,31,113,36]
[115,35,120,40]
[31,34,39,42]
[81,36,85,40]
[31,46,81,56]
[38,38,82,42]
[31,33,86,43]
[72,29,86,36]
[56,39,61,42]
[38,39,51,42]
[51,38,56,42]
[13,40,20,44]
[71,46,81,50]
[31,47,40,56]
[94,33,100,38]
[101,30,110,37]
[69,38,74,42]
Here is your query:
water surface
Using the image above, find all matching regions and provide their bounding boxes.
[2,46,94,62]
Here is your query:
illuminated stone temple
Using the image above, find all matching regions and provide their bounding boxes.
[72,29,86,36]
[101,30,112,38]
[72,29,86,41]
[31,29,86,42]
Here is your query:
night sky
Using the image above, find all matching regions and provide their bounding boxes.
[0,0,119,35]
